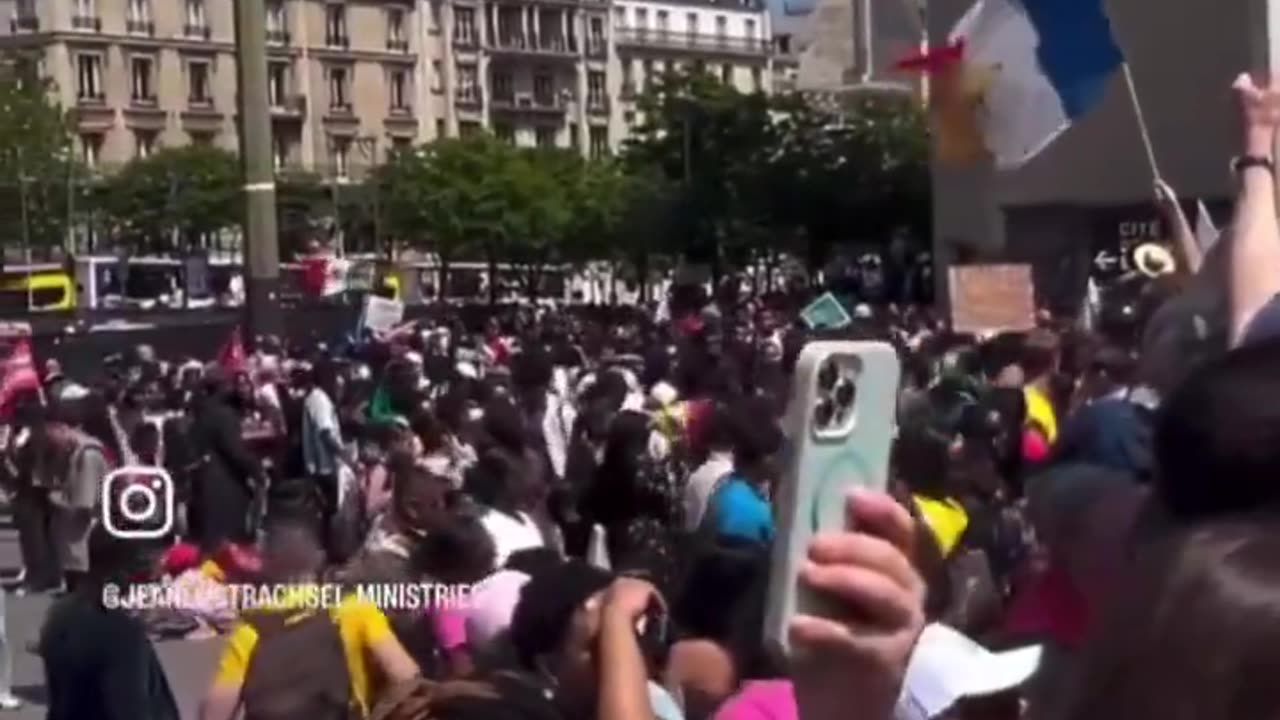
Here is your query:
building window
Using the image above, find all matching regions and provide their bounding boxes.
[457,63,478,102]
[454,7,477,46]
[717,15,728,38]
[187,60,211,104]
[388,68,410,111]
[622,58,634,87]
[431,60,444,93]
[751,66,762,91]
[73,0,98,28]
[536,126,556,148]
[429,1,441,33]
[387,7,408,51]
[135,130,156,159]
[459,120,480,138]
[721,63,732,84]
[325,4,349,47]
[656,10,668,33]
[613,7,624,30]
[642,58,654,89]
[266,0,287,42]
[327,66,351,110]
[745,18,756,38]
[76,54,103,101]
[80,134,102,168]
[493,123,515,144]
[268,61,289,106]
[273,136,289,171]
[569,122,579,149]
[635,8,647,30]
[127,0,152,33]
[492,70,513,101]
[533,72,552,105]
[686,12,697,36]
[130,56,155,103]
[331,136,351,178]
[435,118,446,138]
[185,0,208,36]
[191,131,215,146]
[589,126,608,159]
[587,70,606,109]
[588,16,605,53]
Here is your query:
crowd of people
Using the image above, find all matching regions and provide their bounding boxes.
[0,72,1278,720]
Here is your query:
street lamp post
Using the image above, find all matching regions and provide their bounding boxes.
[233,0,283,343]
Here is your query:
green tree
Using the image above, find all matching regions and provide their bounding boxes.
[102,145,240,254]
[625,68,780,277]
[0,62,81,259]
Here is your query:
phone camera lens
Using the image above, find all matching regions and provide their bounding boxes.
[818,362,838,392]
[813,399,835,427]
[834,379,856,408]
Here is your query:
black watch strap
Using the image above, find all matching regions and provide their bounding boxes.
[1233,154,1275,175]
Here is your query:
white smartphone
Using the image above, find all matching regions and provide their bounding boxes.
[763,341,901,656]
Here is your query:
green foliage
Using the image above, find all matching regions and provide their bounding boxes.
[101,145,241,253]
[624,70,931,272]
[0,63,81,254]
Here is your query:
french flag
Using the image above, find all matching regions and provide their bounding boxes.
[900,0,1123,168]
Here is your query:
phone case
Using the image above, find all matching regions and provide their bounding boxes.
[763,341,901,656]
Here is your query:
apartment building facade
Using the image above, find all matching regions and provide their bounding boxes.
[0,0,774,171]
[0,0,424,176]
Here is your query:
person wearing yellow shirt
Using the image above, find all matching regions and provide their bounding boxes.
[198,518,419,720]
[1020,329,1061,445]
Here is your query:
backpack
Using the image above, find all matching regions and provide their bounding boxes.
[240,609,357,720]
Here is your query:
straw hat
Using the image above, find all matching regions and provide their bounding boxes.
[1133,243,1177,278]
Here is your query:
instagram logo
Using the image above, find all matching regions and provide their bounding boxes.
[102,466,175,540]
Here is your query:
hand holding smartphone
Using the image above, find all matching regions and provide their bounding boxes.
[763,341,901,656]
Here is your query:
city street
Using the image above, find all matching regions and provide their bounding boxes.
[0,511,221,720]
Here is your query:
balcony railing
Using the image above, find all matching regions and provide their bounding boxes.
[266,29,290,44]
[77,92,106,105]
[455,90,483,109]
[488,34,578,56]
[586,40,607,58]
[490,93,566,112]
[328,101,353,115]
[453,32,479,49]
[614,28,770,55]
[270,94,307,115]
[184,24,212,39]
[11,15,38,32]
[130,94,158,108]
[586,96,609,114]
[126,19,155,35]
[387,38,409,52]
[326,34,350,48]
[71,15,101,31]
[389,103,413,116]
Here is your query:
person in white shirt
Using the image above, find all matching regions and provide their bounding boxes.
[469,449,547,567]
[684,407,735,532]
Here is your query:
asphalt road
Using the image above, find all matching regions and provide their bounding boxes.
[0,513,223,720]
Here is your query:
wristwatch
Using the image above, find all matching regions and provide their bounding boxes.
[1232,154,1275,176]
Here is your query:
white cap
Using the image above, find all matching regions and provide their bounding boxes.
[897,624,1042,720]
[456,362,478,380]
[650,381,679,407]
[854,303,874,319]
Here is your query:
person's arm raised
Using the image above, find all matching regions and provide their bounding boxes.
[1228,72,1280,346]
[1154,179,1202,276]
[598,577,660,720]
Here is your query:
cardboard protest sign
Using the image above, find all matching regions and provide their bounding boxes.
[800,292,853,330]
[948,264,1035,334]
[360,295,405,334]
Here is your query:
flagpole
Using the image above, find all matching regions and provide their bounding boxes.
[1120,62,1161,180]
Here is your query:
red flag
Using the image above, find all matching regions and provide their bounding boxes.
[0,339,42,420]
[216,326,248,375]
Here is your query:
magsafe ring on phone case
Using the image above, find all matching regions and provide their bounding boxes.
[810,453,874,532]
